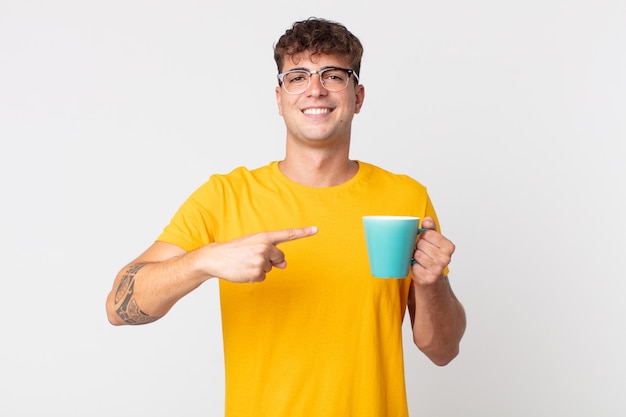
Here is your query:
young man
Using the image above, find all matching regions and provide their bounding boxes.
[106,17,466,417]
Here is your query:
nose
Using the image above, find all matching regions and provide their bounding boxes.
[305,73,327,97]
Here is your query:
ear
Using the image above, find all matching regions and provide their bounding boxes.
[276,86,284,116]
[354,84,365,114]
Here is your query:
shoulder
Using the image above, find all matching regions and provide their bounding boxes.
[357,161,427,192]
[200,163,275,188]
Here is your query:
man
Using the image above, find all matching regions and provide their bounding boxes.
[106,17,466,417]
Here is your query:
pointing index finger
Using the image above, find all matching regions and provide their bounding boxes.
[266,226,318,245]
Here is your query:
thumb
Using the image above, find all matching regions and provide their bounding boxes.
[421,216,437,231]
[272,260,288,269]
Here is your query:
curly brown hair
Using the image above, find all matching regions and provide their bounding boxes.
[273,17,363,78]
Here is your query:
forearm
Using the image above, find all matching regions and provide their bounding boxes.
[410,276,466,366]
[106,249,212,326]
[106,227,317,326]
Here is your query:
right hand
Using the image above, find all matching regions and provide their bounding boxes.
[201,226,318,283]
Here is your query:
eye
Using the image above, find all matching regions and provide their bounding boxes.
[322,70,347,83]
[286,72,309,84]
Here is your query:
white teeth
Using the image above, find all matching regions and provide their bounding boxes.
[303,108,330,115]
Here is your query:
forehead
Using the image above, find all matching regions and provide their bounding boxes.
[282,52,350,71]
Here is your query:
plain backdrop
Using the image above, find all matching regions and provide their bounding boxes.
[1,1,625,416]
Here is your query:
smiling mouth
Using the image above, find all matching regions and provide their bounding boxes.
[302,108,331,115]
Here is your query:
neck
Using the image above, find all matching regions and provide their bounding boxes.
[278,151,358,187]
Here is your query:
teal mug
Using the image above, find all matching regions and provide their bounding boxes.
[362,216,427,278]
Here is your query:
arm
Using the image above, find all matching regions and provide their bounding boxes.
[407,216,466,366]
[106,241,206,325]
[106,226,318,326]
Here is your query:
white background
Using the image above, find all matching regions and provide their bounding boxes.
[1,1,625,416]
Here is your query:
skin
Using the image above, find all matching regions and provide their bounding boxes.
[408,217,466,365]
[275,53,364,187]
[106,51,466,366]
[106,227,318,324]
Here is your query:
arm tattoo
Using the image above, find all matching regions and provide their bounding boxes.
[115,263,158,325]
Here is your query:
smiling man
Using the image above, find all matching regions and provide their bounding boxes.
[106,17,466,417]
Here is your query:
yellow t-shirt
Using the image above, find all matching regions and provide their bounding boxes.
[158,161,444,417]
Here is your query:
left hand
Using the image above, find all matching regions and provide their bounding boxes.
[411,216,455,286]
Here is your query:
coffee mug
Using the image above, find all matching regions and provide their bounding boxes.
[362,216,427,278]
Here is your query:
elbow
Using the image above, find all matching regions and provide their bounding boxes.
[105,294,125,326]
[419,305,466,366]
[427,346,460,367]
[414,335,462,366]
[107,313,123,326]
[106,303,124,326]
[105,294,161,326]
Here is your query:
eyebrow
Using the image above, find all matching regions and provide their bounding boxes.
[285,65,339,72]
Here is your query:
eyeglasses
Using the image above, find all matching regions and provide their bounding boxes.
[277,67,359,95]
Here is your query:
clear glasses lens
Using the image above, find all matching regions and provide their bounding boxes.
[281,68,353,94]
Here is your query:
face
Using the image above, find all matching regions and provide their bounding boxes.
[275,53,365,147]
